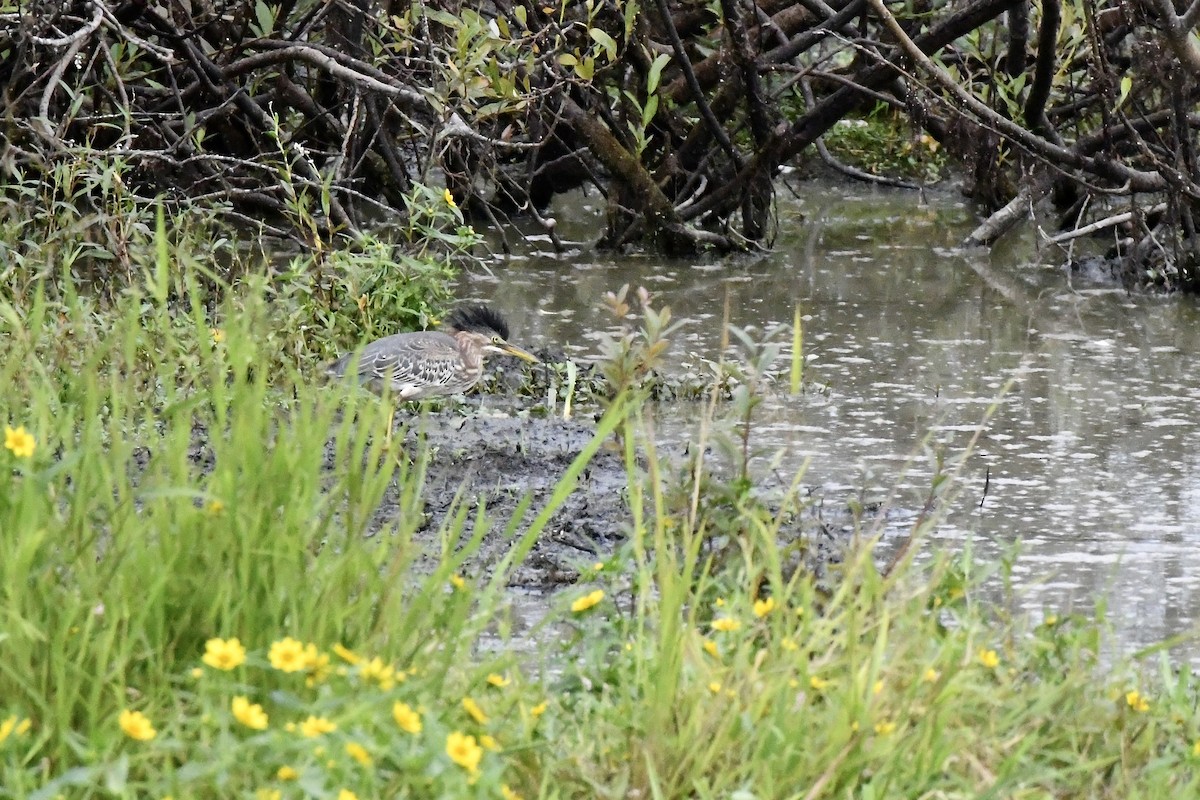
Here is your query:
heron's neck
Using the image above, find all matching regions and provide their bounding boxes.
[454,331,484,371]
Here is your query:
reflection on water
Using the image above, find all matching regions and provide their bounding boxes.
[461,181,1200,662]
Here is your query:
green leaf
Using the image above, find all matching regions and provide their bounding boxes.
[253,0,275,36]
[647,53,671,94]
[574,56,595,80]
[589,28,618,61]
[1117,75,1132,109]
[641,94,659,127]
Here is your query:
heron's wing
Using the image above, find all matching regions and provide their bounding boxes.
[356,333,464,396]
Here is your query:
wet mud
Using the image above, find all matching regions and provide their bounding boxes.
[374,404,631,587]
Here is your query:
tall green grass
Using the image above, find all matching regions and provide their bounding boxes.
[2,224,1200,798]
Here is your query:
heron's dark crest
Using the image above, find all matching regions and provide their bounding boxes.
[446,304,511,340]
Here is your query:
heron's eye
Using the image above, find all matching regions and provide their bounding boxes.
[492,335,502,344]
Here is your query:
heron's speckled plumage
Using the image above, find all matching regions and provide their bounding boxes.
[325,304,536,399]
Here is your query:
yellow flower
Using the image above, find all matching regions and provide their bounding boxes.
[231,696,268,730]
[711,617,741,633]
[268,637,307,672]
[205,499,225,515]
[359,656,399,689]
[501,786,523,800]
[4,425,35,458]
[480,734,500,751]
[977,648,1000,669]
[702,639,720,658]
[922,668,941,683]
[299,715,337,737]
[443,188,457,208]
[487,672,510,688]
[450,574,466,589]
[190,667,203,679]
[445,731,483,773]
[1125,690,1150,713]
[714,597,726,608]
[794,606,805,617]
[1043,614,1059,627]
[872,680,884,695]
[256,791,281,800]
[780,637,798,651]
[874,720,896,735]
[571,589,604,613]
[462,697,488,724]
[753,597,776,618]
[593,561,605,571]
[392,701,422,734]
[809,675,829,691]
[708,681,722,694]
[276,766,298,780]
[210,328,226,344]
[0,716,22,743]
[345,741,372,766]
[202,637,246,671]
[1193,740,1200,757]
[337,791,358,800]
[119,709,156,741]
[332,643,360,665]
[529,701,547,718]
[303,644,331,684]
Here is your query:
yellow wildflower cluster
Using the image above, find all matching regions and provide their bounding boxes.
[299,715,337,738]
[462,697,488,724]
[487,673,510,688]
[268,637,308,672]
[359,656,401,690]
[445,731,483,774]
[264,637,331,684]
[232,696,268,730]
[1125,690,1150,713]
[753,597,776,618]
[711,617,741,633]
[392,701,422,734]
[4,425,35,458]
[571,589,604,613]
[977,648,1000,669]
[202,637,246,671]
[0,716,31,744]
[333,643,361,665]
[119,709,157,741]
[345,741,373,766]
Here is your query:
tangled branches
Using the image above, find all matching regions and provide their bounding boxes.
[2,0,1200,281]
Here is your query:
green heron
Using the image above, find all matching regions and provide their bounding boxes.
[326,304,538,399]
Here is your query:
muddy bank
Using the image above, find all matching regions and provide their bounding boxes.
[360,398,880,590]
[375,405,630,587]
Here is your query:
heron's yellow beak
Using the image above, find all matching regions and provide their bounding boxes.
[500,342,539,363]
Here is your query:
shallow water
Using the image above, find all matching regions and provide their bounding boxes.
[463,181,1200,662]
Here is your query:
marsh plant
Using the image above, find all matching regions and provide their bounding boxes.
[596,284,685,401]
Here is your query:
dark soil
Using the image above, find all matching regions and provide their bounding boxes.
[373,405,631,587]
